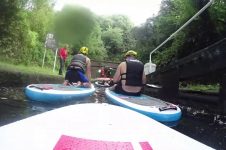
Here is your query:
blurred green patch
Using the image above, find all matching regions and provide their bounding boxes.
[54,5,95,45]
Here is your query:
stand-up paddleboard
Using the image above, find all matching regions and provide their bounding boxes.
[25,84,95,102]
[0,103,214,150]
[105,88,182,125]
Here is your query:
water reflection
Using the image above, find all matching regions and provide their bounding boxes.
[0,86,226,149]
[173,105,226,150]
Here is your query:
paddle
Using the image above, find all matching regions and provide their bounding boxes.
[145,84,162,89]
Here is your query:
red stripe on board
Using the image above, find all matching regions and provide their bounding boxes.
[54,135,134,150]
[140,142,153,150]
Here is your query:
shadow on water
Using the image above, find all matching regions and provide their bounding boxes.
[0,86,226,149]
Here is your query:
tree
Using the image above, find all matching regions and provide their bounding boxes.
[98,15,136,60]
[102,27,124,59]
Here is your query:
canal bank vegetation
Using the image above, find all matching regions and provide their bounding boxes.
[180,82,219,93]
[1,0,225,91]
[0,61,58,76]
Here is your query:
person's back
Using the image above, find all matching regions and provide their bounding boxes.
[64,47,91,87]
[112,50,146,96]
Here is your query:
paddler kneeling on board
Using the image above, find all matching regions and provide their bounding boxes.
[109,50,146,96]
[63,46,91,88]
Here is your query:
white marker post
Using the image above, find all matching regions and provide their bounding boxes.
[53,48,58,72]
[44,33,58,72]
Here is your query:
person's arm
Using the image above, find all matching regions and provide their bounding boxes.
[113,63,122,84]
[65,49,68,59]
[142,71,146,85]
[86,57,91,82]
[58,48,62,57]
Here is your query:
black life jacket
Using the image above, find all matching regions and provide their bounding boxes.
[120,59,144,86]
[68,54,86,73]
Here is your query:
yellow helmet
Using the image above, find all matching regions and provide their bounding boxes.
[80,47,89,55]
[125,50,137,57]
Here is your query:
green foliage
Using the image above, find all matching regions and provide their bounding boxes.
[1,0,225,73]
[134,0,223,66]
[85,23,107,60]
[0,0,55,67]
[151,0,198,64]
[0,60,59,76]
[180,82,220,93]
[27,0,55,41]
[209,0,226,38]
[98,15,135,60]
[102,27,124,59]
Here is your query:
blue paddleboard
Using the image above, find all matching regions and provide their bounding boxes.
[105,88,182,125]
[25,84,95,102]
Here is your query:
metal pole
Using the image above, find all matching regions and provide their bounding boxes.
[149,0,214,63]
[42,48,47,68]
[53,48,58,72]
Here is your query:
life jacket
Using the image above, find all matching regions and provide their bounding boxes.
[67,54,86,73]
[120,58,144,86]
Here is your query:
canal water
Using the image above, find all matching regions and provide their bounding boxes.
[0,86,226,150]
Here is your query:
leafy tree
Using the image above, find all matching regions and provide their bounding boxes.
[0,0,55,66]
[134,0,219,66]
[0,1,31,63]
[85,23,107,60]
[102,27,123,60]
[25,0,55,66]
[98,15,136,60]
[209,0,226,39]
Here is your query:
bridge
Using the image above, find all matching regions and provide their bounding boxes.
[146,38,226,114]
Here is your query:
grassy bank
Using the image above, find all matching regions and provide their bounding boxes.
[180,83,219,93]
[0,61,59,76]
[0,61,64,87]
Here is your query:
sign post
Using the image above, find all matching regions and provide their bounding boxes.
[53,48,58,72]
[44,33,58,72]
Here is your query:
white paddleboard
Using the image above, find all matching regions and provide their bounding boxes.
[105,88,181,125]
[0,103,214,150]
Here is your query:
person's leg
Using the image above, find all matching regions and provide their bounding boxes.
[59,58,63,75]
[114,84,141,96]
[62,60,65,74]
[77,70,90,88]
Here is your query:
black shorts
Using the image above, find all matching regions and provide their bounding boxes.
[65,69,88,84]
[115,84,141,96]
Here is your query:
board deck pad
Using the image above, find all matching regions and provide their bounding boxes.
[29,84,86,91]
[110,90,168,107]
[54,135,153,150]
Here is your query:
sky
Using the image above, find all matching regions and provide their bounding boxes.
[54,0,162,26]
